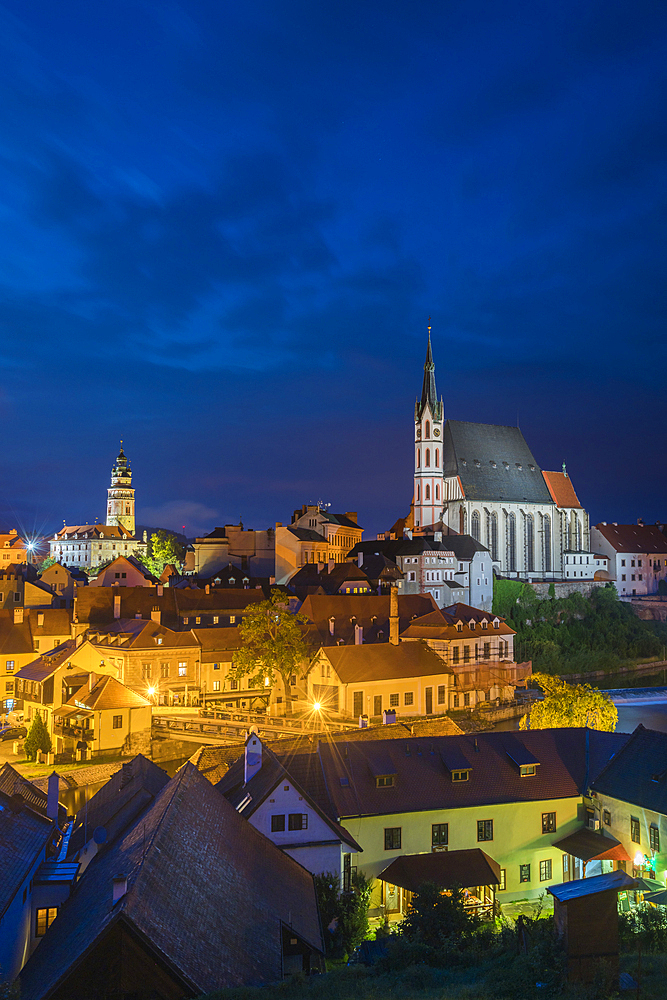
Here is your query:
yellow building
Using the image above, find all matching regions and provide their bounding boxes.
[0,530,27,566]
[54,675,151,755]
[275,506,363,583]
[310,642,454,719]
[271,727,630,906]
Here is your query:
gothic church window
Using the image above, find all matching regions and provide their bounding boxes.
[425,420,430,438]
[471,511,480,542]
[508,513,516,572]
[426,449,430,467]
[425,485,430,501]
[435,484,440,501]
[543,515,551,572]
[435,449,439,467]
[525,514,535,573]
[489,512,498,561]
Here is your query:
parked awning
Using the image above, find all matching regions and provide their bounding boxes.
[553,828,631,864]
[379,848,501,892]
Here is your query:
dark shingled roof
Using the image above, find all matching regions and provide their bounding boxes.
[443,420,554,504]
[314,728,630,821]
[319,642,453,683]
[68,754,170,858]
[590,724,667,814]
[0,791,54,923]
[379,848,501,892]
[0,763,66,825]
[20,764,324,999]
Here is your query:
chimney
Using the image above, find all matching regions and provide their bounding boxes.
[355,624,363,645]
[244,731,262,785]
[88,671,97,692]
[329,616,335,636]
[358,714,368,728]
[317,562,324,573]
[328,559,335,573]
[151,606,161,624]
[357,552,363,568]
[205,584,210,595]
[47,771,59,822]
[383,709,397,725]
[13,607,24,625]
[112,875,128,904]
[113,594,121,619]
[37,613,44,627]
[389,585,399,645]
[157,584,164,597]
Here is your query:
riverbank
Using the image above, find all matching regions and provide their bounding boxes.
[558,658,667,685]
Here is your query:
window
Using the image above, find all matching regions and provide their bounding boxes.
[463,645,470,662]
[483,642,490,659]
[213,616,219,624]
[271,815,285,832]
[376,775,395,788]
[142,663,152,679]
[650,826,660,852]
[453,695,459,708]
[212,680,220,691]
[353,691,363,716]
[178,662,187,677]
[519,864,531,884]
[112,715,123,729]
[432,823,448,848]
[477,819,493,842]
[404,692,414,706]
[542,812,556,834]
[35,908,58,937]
[437,685,446,705]
[182,617,189,625]
[229,615,236,624]
[212,662,220,671]
[451,769,469,782]
[621,559,626,566]
[631,817,640,844]
[520,765,537,777]
[603,810,611,826]
[622,574,626,581]
[288,813,308,831]
[384,827,401,850]
[160,663,169,678]
[6,660,14,673]
[539,859,552,882]
[389,693,399,707]
[230,678,238,690]
[463,692,470,707]
[452,646,460,664]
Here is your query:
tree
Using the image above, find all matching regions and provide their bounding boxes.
[38,556,57,573]
[520,672,618,731]
[398,882,479,948]
[24,713,52,761]
[229,589,309,711]
[313,870,372,958]
[144,530,185,576]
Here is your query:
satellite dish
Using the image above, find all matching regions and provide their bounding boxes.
[93,826,108,845]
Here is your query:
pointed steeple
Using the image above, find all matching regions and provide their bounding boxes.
[415,320,443,421]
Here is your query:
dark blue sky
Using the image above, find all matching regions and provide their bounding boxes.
[1,1,665,541]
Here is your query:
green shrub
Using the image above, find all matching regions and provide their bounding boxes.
[23,713,52,761]
[313,871,372,959]
[620,903,667,952]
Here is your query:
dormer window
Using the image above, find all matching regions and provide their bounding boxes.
[452,770,470,782]
[456,622,463,632]
[376,775,395,788]
[520,765,537,777]
[481,621,488,630]
[493,619,500,629]
[469,621,476,630]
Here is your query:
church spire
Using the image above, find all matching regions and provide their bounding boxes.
[415,320,442,421]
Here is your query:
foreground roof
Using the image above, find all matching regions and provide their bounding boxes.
[20,764,324,999]
[591,724,667,814]
[379,848,501,891]
[311,728,630,821]
[443,420,553,504]
[0,791,54,923]
[548,869,637,902]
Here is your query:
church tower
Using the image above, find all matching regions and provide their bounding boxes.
[413,325,444,529]
[106,443,136,536]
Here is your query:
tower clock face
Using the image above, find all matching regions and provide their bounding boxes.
[416,428,421,439]
[434,428,440,437]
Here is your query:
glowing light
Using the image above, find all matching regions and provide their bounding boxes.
[634,851,644,867]
[313,701,321,711]
[147,687,156,697]
[264,677,270,686]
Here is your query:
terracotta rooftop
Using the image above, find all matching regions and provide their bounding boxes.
[319,641,453,683]
[593,523,667,555]
[542,470,583,509]
[65,675,151,711]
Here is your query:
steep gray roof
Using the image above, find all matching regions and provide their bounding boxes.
[443,420,554,504]
[591,725,667,814]
[415,332,443,422]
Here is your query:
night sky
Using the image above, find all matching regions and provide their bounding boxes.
[1,1,666,542]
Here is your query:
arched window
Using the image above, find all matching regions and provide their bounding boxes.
[459,506,467,534]
[435,484,440,501]
[435,449,439,467]
[425,420,430,438]
[508,512,516,572]
[525,514,534,573]
[544,515,551,572]
[417,484,420,502]
[425,484,430,501]
[417,449,420,468]
[576,516,582,552]
[489,511,498,561]
[471,510,480,542]
[425,448,430,467]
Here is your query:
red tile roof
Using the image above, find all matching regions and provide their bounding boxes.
[319,641,453,683]
[542,471,583,509]
[593,523,667,554]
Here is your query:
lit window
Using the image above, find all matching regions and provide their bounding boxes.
[212,680,220,691]
[376,776,394,788]
[432,823,448,848]
[35,908,58,937]
[519,864,531,883]
[178,662,187,677]
[542,812,556,834]
[631,817,640,844]
[539,859,552,882]
[499,869,506,891]
[451,769,469,782]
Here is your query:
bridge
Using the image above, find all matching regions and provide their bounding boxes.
[152,709,355,744]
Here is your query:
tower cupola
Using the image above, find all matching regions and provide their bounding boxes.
[107,441,136,536]
[413,323,445,530]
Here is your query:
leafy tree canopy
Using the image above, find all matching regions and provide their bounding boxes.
[230,590,310,698]
[37,556,57,573]
[313,870,372,958]
[520,672,618,731]
[24,713,52,760]
[398,882,479,948]
[144,530,185,576]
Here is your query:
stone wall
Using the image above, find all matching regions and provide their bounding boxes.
[121,727,152,757]
[526,580,603,600]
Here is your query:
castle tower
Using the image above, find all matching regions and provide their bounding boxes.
[413,325,444,529]
[106,443,136,535]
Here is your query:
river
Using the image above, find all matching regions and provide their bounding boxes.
[494,686,667,734]
[58,754,190,815]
